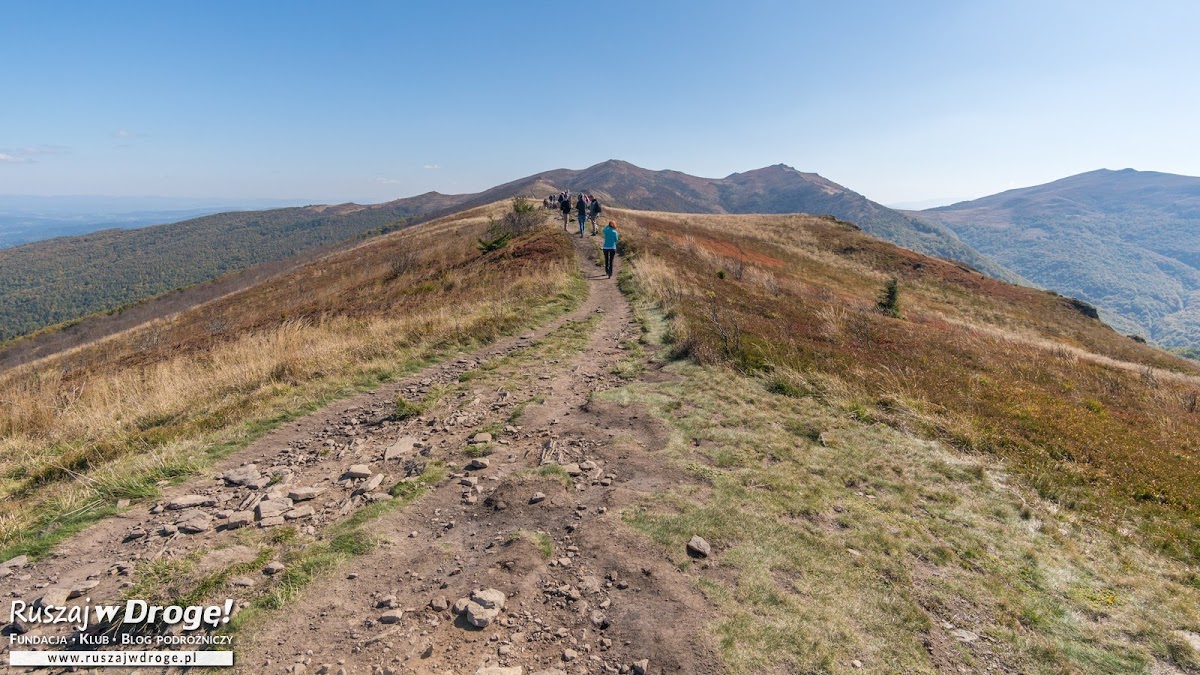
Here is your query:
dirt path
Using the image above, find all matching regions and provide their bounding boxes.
[2,228,718,675]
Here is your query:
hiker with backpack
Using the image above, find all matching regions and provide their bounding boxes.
[576,194,588,236]
[588,196,602,235]
[559,193,571,229]
[602,221,619,278]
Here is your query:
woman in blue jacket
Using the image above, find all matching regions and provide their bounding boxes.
[602,221,619,278]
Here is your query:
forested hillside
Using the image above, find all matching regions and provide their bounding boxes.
[0,203,421,342]
[915,168,1200,346]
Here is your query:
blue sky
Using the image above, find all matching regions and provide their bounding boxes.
[2,0,1198,206]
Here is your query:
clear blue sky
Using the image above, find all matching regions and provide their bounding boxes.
[2,0,1198,206]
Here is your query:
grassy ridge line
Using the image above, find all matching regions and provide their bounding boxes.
[605,237,1200,673]
[606,209,1200,564]
[0,212,580,561]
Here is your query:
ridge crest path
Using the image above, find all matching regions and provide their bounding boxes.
[1,224,719,675]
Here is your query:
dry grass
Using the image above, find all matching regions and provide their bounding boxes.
[0,203,577,559]
[604,239,1200,672]
[609,207,1200,565]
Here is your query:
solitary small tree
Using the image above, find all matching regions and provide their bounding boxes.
[877,277,901,318]
[479,197,544,252]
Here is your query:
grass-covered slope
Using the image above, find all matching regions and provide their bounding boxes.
[0,202,576,560]
[604,208,1200,671]
[0,200,436,343]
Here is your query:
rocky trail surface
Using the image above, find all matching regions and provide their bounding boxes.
[1,229,719,675]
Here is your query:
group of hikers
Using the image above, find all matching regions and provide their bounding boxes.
[543,191,619,278]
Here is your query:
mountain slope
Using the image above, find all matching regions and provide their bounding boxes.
[0,198,439,343]
[913,168,1200,346]
[0,160,1011,346]
[3,206,1199,672]
[489,160,1018,282]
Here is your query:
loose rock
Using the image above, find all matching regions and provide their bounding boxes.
[379,609,404,624]
[344,464,373,480]
[529,492,546,504]
[168,495,215,510]
[687,535,712,558]
[222,464,260,487]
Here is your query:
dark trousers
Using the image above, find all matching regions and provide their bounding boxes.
[603,248,616,277]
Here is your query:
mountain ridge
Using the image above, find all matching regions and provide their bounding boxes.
[913,167,1200,346]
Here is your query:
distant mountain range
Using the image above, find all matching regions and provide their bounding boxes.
[913,169,1200,347]
[15,161,1200,351]
[453,160,1017,281]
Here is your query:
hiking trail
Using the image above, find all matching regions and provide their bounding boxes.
[1,224,719,675]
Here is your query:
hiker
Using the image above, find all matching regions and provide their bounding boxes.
[559,193,571,229]
[576,194,588,236]
[588,196,602,235]
[602,221,619,278]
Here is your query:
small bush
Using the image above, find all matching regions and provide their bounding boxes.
[877,278,901,318]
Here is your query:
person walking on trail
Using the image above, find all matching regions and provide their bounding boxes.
[588,196,602,236]
[559,193,571,229]
[576,194,588,236]
[602,221,619,278]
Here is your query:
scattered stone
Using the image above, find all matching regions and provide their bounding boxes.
[116,498,131,508]
[231,577,256,588]
[256,498,294,520]
[429,596,449,612]
[285,506,316,521]
[452,598,470,615]
[379,609,404,624]
[687,535,712,558]
[467,458,490,470]
[344,464,373,480]
[258,516,285,528]
[167,494,215,510]
[562,463,582,476]
[590,610,609,629]
[178,514,212,534]
[476,667,523,675]
[225,511,254,529]
[465,588,506,628]
[529,492,546,504]
[222,464,261,486]
[159,524,178,536]
[631,659,650,675]
[1,555,28,569]
[562,648,578,662]
[851,660,863,669]
[1,620,28,636]
[384,436,416,461]
[67,580,100,600]
[34,589,70,608]
[579,460,597,470]
[377,595,399,609]
[951,629,979,643]
[471,432,493,444]
[263,561,286,576]
[360,473,385,493]
[288,487,325,502]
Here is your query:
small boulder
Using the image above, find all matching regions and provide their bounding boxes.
[384,436,416,461]
[167,494,215,510]
[284,506,315,521]
[687,535,712,558]
[344,464,373,480]
[467,458,490,470]
[256,498,294,520]
[222,464,260,487]
[379,609,404,624]
[263,561,286,576]
[562,463,582,476]
[471,432,493,444]
[225,511,254,529]
[429,596,450,612]
[529,492,546,504]
[287,487,324,502]
[632,659,650,675]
